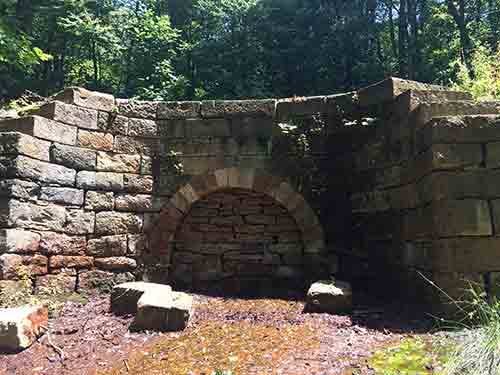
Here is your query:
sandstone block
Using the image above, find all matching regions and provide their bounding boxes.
[134,291,193,332]
[111,281,172,315]
[117,99,158,119]
[0,306,48,352]
[87,235,127,257]
[305,280,352,314]
[64,209,95,235]
[0,179,39,200]
[157,101,201,119]
[0,132,50,161]
[434,199,492,237]
[95,257,137,271]
[115,194,156,212]
[37,101,98,129]
[5,200,66,232]
[49,255,93,269]
[76,171,124,191]
[54,87,115,112]
[97,152,140,173]
[0,116,77,145]
[123,174,153,193]
[201,99,276,118]
[39,232,86,255]
[0,229,40,254]
[77,129,113,151]
[85,191,114,211]
[0,254,48,279]
[231,117,274,138]
[245,214,275,225]
[127,234,145,256]
[39,187,84,206]
[14,155,76,186]
[98,113,128,135]
[114,136,159,156]
[78,270,135,294]
[95,211,143,235]
[184,118,230,138]
[128,118,157,137]
[50,143,96,171]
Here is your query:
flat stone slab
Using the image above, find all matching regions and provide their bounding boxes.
[305,280,352,314]
[134,291,193,332]
[0,305,48,352]
[111,281,172,315]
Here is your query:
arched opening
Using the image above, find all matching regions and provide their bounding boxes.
[170,188,305,295]
[145,168,327,296]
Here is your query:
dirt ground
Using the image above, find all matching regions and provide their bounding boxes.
[0,294,431,375]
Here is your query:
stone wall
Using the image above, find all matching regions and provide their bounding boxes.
[3,79,500,313]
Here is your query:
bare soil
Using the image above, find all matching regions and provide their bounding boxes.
[0,294,430,375]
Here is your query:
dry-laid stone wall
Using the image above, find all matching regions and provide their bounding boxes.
[3,78,500,313]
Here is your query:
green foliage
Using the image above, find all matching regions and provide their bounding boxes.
[440,284,500,375]
[452,45,500,100]
[368,337,452,375]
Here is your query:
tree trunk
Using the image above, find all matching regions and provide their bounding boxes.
[398,0,409,78]
[446,0,475,78]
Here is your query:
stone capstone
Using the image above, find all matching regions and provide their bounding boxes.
[134,291,193,332]
[305,280,352,314]
[110,282,192,332]
[54,87,115,112]
[0,305,48,352]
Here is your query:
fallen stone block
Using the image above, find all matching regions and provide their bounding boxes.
[0,305,48,352]
[110,281,172,315]
[134,291,193,332]
[305,280,352,314]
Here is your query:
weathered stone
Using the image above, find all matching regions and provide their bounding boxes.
[276,97,327,120]
[0,116,77,145]
[54,87,115,112]
[114,136,159,156]
[128,118,157,137]
[13,156,76,186]
[157,101,201,119]
[0,132,50,161]
[78,270,135,294]
[87,235,127,257]
[111,281,172,315]
[85,191,114,211]
[39,187,84,206]
[76,171,124,191]
[50,143,96,171]
[116,99,158,119]
[35,273,76,294]
[231,117,274,138]
[115,194,156,212]
[184,118,230,138]
[98,113,128,135]
[95,257,137,271]
[4,200,66,232]
[134,291,193,332]
[434,199,492,237]
[305,280,352,314]
[77,129,114,151]
[49,255,93,269]
[0,306,48,352]
[95,211,143,235]
[201,99,276,118]
[97,152,140,173]
[140,156,152,175]
[123,174,153,193]
[37,101,98,130]
[0,229,40,254]
[127,234,145,256]
[64,209,95,235]
[0,179,39,200]
[39,232,86,255]
[0,254,48,279]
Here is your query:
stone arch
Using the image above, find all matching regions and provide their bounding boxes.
[146,168,325,289]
